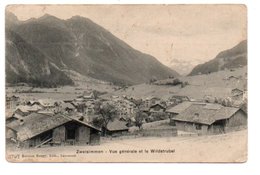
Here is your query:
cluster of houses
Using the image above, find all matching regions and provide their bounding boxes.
[5,86,247,149]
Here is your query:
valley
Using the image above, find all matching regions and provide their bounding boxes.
[5,7,247,163]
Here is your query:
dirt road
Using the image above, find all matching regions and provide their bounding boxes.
[6,130,247,163]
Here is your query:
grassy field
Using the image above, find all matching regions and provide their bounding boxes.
[106,66,247,100]
[6,66,246,101]
[6,80,116,101]
[6,129,247,163]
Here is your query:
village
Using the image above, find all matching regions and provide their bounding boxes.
[5,77,248,149]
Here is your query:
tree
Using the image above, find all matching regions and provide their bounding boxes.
[181,81,189,88]
[95,102,117,136]
[92,115,104,128]
[135,111,148,130]
[92,90,99,99]
[149,78,157,84]
[172,78,182,86]
[151,112,168,121]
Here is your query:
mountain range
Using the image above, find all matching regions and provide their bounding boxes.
[6,12,179,87]
[189,40,247,76]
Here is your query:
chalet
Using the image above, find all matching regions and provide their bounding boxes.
[231,88,244,101]
[116,99,137,118]
[6,113,101,148]
[144,96,161,107]
[6,95,20,109]
[171,103,247,135]
[231,88,243,96]
[149,103,166,113]
[104,119,129,136]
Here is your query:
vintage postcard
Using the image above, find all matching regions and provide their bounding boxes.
[5,4,247,163]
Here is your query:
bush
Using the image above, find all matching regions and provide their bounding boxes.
[151,112,168,121]
[181,81,189,88]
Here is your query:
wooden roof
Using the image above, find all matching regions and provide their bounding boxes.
[106,119,128,131]
[7,113,101,142]
[166,102,193,114]
[173,103,241,125]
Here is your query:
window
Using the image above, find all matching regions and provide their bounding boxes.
[196,124,202,130]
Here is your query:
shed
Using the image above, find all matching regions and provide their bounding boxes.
[105,119,129,136]
[6,113,101,148]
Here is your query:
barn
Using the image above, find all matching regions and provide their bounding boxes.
[6,113,101,148]
[171,103,247,135]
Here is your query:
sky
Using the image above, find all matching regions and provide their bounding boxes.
[6,5,247,74]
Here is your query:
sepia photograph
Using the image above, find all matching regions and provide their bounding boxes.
[5,4,247,163]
